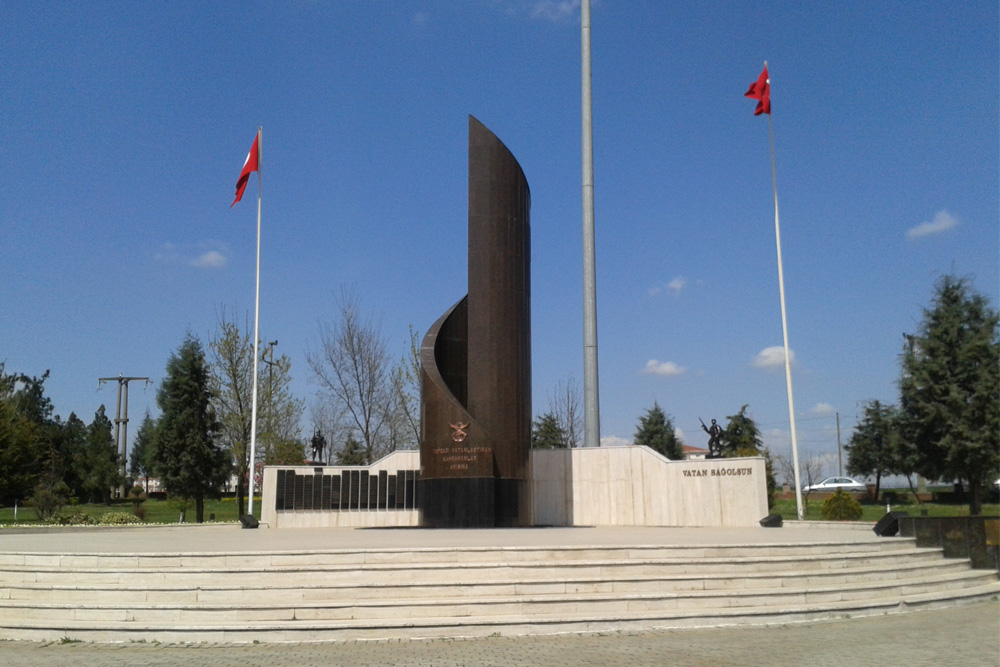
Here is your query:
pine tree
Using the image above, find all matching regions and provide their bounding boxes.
[79,405,120,504]
[531,412,568,449]
[154,336,230,522]
[723,405,776,509]
[845,400,899,501]
[634,402,683,460]
[722,405,764,452]
[337,435,367,465]
[899,275,999,515]
[129,413,158,495]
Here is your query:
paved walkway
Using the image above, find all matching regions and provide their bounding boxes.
[1,601,997,666]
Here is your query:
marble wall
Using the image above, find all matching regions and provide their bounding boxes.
[531,446,769,528]
[261,447,768,529]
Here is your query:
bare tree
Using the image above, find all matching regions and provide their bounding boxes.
[257,352,305,464]
[548,375,582,448]
[209,308,304,515]
[208,309,254,516]
[308,287,394,464]
[389,326,421,450]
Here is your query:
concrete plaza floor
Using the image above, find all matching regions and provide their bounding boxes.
[0,521,885,553]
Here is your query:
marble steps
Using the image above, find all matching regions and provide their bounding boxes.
[0,582,997,644]
[0,549,951,589]
[0,538,996,642]
[0,565,994,621]
[0,539,917,569]
[0,556,976,604]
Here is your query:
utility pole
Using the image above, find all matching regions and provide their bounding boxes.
[836,412,843,477]
[98,374,151,498]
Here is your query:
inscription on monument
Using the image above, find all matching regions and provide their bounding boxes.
[682,467,754,477]
[432,445,493,472]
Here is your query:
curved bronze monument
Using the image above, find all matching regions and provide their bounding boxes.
[419,116,531,527]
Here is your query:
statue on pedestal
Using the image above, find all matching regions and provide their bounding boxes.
[700,418,724,459]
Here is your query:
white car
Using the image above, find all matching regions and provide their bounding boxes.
[802,477,867,493]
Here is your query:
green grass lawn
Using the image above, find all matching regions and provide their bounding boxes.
[0,496,261,525]
[772,496,1000,522]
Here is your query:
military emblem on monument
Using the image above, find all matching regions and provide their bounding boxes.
[450,422,469,443]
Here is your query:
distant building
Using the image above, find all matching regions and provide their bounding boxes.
[682,444,708,460]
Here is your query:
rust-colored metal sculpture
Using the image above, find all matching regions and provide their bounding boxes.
[419,116,531,527]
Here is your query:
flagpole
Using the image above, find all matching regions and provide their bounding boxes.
[248,126,262,518]
[763,65,804,520]
[581,0,601,449]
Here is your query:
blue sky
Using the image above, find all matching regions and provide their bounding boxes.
[2,1,997,479]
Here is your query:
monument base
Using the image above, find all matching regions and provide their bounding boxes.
[420,477,527,528]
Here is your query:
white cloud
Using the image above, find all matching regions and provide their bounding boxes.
[412,11,429,28]
[600,435,631,447]
[810,402,835,416]
[531,0,580,21]
[674,427,685,443]
[649,276,687,297]
[156,241,228,268]
[906,210,959,239]
[642,359,686,376]
[191,250,227,269]
[752,346,795,369]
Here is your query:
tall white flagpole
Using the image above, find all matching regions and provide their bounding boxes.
[763,65,804,520]
[248,126,262,518]
[581,0,601,448]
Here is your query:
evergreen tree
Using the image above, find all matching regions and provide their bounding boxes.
[0,364,50,503]
[53,412,88,499]
[531,412,568,449]
[722,405,764,452]
[899,275,1000,515]
[154,336,230,522]
[79,405,120,504]
[845,400,900,501]
[634,402,683,460]
[722,405,777,509]
[337,434,367,465]
[129,413,158,494]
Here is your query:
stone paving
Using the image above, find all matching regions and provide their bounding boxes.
[1,601,997,666]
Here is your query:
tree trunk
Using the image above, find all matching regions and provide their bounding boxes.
[874,469,882,503]
[905,475,923,504]
[195,496,205,523]
[969,473,982,516]
[236,476,246,518]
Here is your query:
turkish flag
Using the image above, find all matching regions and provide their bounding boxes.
[232,133,260,207]
[745,66,771,116]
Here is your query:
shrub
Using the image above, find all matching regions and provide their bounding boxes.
[28,480,71,521]
[132,504,147,521]
[97,512,141,525]
[54,510,97,525]
[822,489,863,521]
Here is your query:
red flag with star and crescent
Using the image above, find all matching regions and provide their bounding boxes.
[745,66,771,115]
[231,132,260,207]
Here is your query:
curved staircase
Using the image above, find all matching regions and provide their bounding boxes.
[0,535,996,643]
